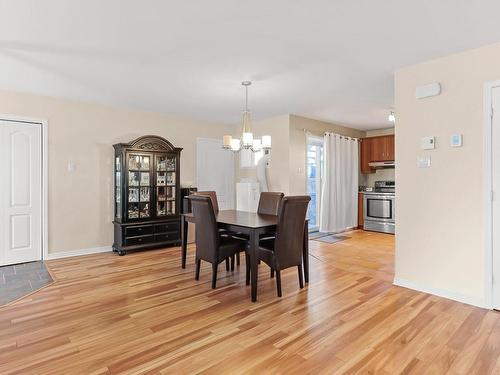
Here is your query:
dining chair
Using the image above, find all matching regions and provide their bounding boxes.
[247,195,311,297]
[257,192,284,216]
[231,192,284,266]
[193,191,219,213]
[190,195,247,289]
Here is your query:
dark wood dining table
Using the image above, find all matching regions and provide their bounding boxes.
[181,210,309,302]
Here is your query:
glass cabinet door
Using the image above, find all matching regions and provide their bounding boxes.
[128,154,151,219]
[115,156,121,219]
[156,154,176,216]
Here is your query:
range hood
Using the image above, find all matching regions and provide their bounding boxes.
[368,161,395,169]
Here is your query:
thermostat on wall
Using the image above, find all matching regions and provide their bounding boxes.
[421,136,435,150]
[450,134,463,147]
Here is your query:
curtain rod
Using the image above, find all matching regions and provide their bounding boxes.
[302,128,360,141]
[323,131,360,141]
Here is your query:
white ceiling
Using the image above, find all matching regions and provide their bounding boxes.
[1,1,500,130]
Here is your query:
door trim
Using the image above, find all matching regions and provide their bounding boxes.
[0,114,48,262]
[484,80,500,310]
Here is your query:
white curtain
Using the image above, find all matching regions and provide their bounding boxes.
[319,133,359,233]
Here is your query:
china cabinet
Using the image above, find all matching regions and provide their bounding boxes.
[113,135,182,255]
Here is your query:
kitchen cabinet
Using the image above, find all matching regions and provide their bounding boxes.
[358,192,364,228]
[360,138,375,174]
[369,135,394,162]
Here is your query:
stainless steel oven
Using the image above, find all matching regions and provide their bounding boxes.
[363,181,395,234]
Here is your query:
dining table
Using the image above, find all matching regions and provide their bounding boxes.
[181,209,309,302]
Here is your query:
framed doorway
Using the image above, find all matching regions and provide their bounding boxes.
[0,115,48,265]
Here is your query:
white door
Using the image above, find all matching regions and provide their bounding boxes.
[196,138,235,210]
[0,120,42,266]
[493,86,500,308]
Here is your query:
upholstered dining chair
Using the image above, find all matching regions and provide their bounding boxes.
[190,195,247,289]
[257,192,284,216]
[247,195,311,297]
[193,191,219,213]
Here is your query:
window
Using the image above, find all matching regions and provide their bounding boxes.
[306,136,324,231]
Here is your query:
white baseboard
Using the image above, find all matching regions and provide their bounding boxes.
[45,246,112,260]
[393,277,488,309]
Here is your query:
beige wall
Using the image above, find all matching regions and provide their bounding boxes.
[237,114,290,192]
[0,89,236,254]
[395,42,500,307]
[289,115,365,194]
[237,114,364,195]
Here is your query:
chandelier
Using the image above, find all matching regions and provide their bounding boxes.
[222,81,271,152]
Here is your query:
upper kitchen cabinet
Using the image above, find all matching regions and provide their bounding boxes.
[360,138,374,174]
[369,135,394,162]
[360,134,395,174]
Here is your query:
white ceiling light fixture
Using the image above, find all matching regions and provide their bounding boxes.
[388,110,396,123]
[222,81,271,152]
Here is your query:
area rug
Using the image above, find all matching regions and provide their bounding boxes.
[313,234,350,244]
[309,232,331,239]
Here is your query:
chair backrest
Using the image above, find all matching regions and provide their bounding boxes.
[274,196,311,269]
[257,192,284,216]
[194,191,219,213]
[190,195,219,262]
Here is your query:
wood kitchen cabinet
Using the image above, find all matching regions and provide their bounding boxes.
[358,192,364,228]
[360,135,395,174]
[360,138,375,174]
[369,135,395,162]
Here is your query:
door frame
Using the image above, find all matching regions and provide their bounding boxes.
[196,137,235,209]
[484,80,500,309]
[0,114,48,262]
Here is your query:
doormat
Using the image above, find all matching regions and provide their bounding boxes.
[309,232,331,239]
[0,261,53,306]
[313,234,350,244]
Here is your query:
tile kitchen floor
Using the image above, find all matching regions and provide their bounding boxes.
[0,261,53,306]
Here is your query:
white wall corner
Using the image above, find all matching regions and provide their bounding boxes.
[46,246,112,260]
[393,276,489,310]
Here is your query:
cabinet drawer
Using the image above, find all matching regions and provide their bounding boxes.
[125,235,154,246]
[155,232,179,242]
[155,222,179,234]
[125,225,153,237]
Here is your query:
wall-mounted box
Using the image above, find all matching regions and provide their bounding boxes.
[421,136,435,150]
[415,82,441,99]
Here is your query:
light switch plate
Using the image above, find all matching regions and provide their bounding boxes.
[421,136,435,150]
[450,134,463,147]
[417,156,431,168]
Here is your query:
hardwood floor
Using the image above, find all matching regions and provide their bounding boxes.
[1,230,499,374]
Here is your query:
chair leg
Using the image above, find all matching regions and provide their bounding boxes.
[298,265,304,289]
[231,254,235,271]
[276,270,282,297]
[212,263,218,289]
[245,253,251,286]
[195,259,201,280]
[225,258,230,271]
[270,268,275,278]
[237,251,241,266]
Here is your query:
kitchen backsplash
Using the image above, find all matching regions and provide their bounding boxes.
[359,168,395,187]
